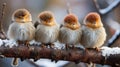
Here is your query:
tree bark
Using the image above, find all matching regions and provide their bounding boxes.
[0,44,120,66]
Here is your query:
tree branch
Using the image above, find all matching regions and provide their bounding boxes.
[0,3,7,39]
[0,40,120,66]
[106,30,120,47]
[93,0,120,15]
[65,0,71,14]
[0,2,120,67]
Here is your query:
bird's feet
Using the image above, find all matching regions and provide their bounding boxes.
[17,40,23,46]
[65,44,70,50]
[25,41,30,48]
[71,45,75,50]
[49,43,54,48]
[41,43,46,48]
[95,47,100,52]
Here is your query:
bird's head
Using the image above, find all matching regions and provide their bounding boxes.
[83,12,103,29]
[64,14,80,30]
[12,9,32,23]
[38,11,56,26]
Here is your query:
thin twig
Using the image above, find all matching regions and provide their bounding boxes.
[0,3,7,39]
[65,0,71,14]
[93,0,101,10]
[0,3,6,30]
[93,0,120,15]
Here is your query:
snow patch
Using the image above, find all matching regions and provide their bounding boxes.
[0,39,17,48]
[29,40,40,45]
[0,39,66,49]
[0,39,3,46]
[101,46,120,57]
[54,42,65,49]
[35,59,69,67]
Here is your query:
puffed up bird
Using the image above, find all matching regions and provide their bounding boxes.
[58,14,82,50]
[7,9,35,66]
[81,12,106,48]
[81,12,107,67]
[35,11,59,48]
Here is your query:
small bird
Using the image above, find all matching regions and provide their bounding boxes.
[35,11,59,48]
[58,14,82,50]
[7,9,35,66]
[81,12,107,67]
[81,12,106,48]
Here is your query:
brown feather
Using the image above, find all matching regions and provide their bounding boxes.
[64,14,78,24]
[85,12,100,23]
[12,9,32,22]
[84,12,103,29]
[39,11,54,22]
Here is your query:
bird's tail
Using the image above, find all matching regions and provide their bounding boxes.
[11,58,19,66]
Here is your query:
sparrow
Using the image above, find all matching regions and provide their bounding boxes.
[35,11,59,48]
[81,12,107,67]
[81,12,106,48]
[58,14,82,50]
[7,9,35,66]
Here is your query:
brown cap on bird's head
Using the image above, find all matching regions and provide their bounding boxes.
[64,14,78,23]
[12,9,32,21]
[85,12,101,23]
[38,11,54,22]
[84,12,103,28]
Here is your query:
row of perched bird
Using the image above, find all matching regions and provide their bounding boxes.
[7,9,107,66]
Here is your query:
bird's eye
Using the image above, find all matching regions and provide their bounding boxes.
[72,23,75,25]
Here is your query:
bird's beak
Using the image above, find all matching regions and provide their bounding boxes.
[47,20,51,23]
[81,23,86,26]
[20,16,23,18]
[93,22,96,26]
[93,22,96,24]
[73,24,75,28]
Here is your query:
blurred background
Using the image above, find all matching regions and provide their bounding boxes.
[0,0,120,67]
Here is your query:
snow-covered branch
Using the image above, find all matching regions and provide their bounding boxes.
[0,2,120,67]
[106,30,120,47]
[0,39,119,66]
[93,0,120,15]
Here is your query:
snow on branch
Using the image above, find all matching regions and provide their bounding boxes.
[106,30,120,47]
[0,39,119,66]
[93,0,120,15]
[0,2,120,67]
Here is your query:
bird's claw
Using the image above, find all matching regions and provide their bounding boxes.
[65,44,70,50]
[41,44,46,48]
[50,43,54,49]
[25,41,30,48]
[95,47,100,51]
